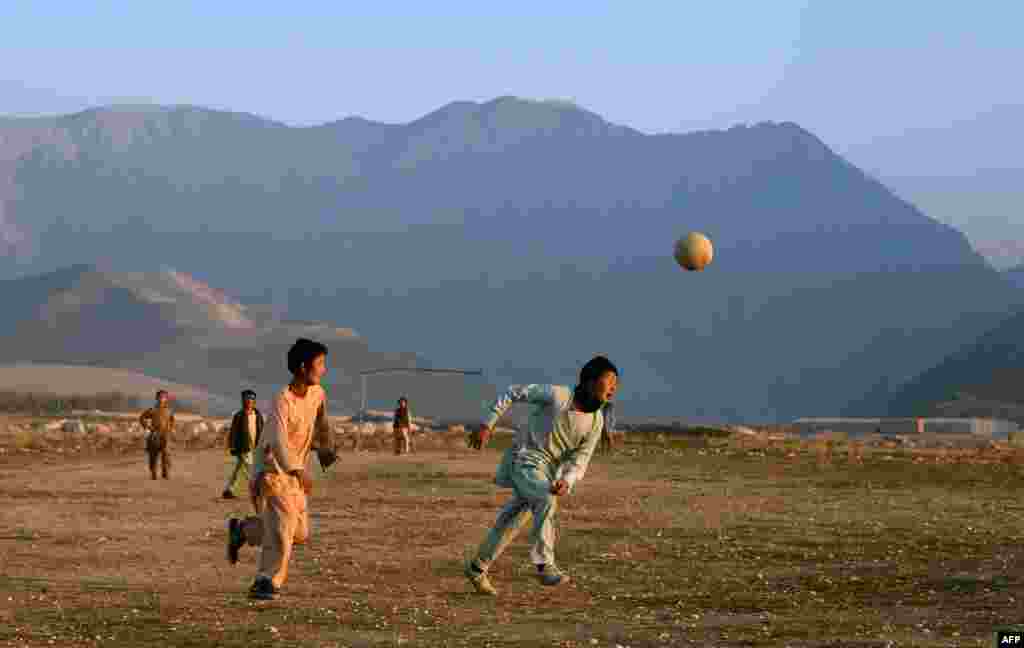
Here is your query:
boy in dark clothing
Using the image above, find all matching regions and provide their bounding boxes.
[223,390,265,501]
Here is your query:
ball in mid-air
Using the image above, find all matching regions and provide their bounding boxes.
[674,232,714,271]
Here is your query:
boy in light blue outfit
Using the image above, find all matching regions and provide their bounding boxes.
[465,356,619,595]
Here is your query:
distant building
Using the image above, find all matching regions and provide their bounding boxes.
[791,417,1018,438]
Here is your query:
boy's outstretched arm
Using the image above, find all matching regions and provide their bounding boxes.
[469,384,555,449]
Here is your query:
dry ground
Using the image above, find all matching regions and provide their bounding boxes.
[1,433,1024,647]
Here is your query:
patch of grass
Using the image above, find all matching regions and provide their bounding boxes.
[127,590,161,610]
[9,427,34,450]
[1,603,221,647]
[352,461,498,497]
[366,461,450,482]
[80,575,131,593]
[941,574,1012,594]
[0,574,50,592]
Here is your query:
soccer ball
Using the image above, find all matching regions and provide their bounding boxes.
[673,232,714,271]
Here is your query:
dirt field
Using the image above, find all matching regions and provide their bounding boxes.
[2,433,1024,647]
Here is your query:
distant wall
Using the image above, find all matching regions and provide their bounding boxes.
[0,390,202,415]
[792,417,1019,437]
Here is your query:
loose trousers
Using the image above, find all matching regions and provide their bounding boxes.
[146,434,171,480]
[241,473,309,589]
[224,453,253,496]
[393,426,412,455]
[474,462,558,569]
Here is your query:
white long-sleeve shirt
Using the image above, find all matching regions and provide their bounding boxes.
[483,384,605,493]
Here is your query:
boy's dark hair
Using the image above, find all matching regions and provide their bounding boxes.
[287,338,328,375]
[579,356,618,385]
[242,390,256,400]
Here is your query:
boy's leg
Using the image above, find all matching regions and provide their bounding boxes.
[527,493,559,567]
[226,456,252,497]
[241,515,263,546]
[294,505,310,545]
[509,466,561,571]
[229,471,268,565]
[147,450,158,480]
[161,444,171,479]
[511,467,568,585]
[472,496,532,570]
[239,457,252,493]
[465,495,531,595]
[256,490,305,589]
[248,473,264,514]
[224,458,242,496]
[228,471,262,565]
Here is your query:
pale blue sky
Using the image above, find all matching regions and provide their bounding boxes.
[2,3,1019,139]
[2,0,1024,194]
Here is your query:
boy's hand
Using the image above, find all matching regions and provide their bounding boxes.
[291,469,313,494]
[316,447,338,471]
[551,479,569,497]
[468,424,493,450]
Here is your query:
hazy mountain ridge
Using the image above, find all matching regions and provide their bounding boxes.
[846,303,1024,418]
[0,97,1015,420]
[0,363,236,413]
[1003,263,1024,289]
[0,265,493,417]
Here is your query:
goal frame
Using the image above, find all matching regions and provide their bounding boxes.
[357,367,484,420]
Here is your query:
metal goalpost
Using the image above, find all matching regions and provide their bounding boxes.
[357,367,485,419]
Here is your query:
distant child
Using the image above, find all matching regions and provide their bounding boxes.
[223,390,264,502]
[393,397,412,455]
[139,390,175,480]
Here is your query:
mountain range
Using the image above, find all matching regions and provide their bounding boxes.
[1,97,1020,421]
[0,265,494,417]
[837,262,1024,419]
[1002,263,1024,290]
[850,302,1024,421]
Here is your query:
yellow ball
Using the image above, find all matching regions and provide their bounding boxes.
[674,232,714,271]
